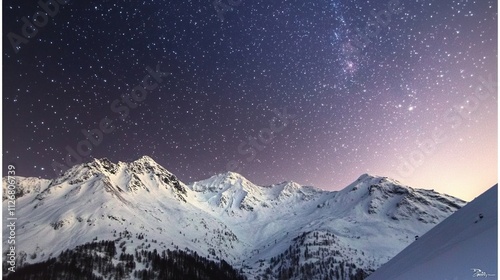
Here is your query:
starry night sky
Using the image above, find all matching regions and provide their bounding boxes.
[3,0,497,200]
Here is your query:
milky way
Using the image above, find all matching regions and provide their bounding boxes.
[3,0,497,200]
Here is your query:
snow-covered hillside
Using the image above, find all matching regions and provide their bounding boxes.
[2,156,467,279]
[367,184,497,280]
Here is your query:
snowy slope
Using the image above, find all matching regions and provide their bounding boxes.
[367,184,497,280]
[2,156,467,279]
[2,157,246,266]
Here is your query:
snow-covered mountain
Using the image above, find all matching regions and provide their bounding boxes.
[367,184,497,280]
[2,156,467,279]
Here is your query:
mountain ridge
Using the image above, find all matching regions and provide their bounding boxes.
[3,156,467,279]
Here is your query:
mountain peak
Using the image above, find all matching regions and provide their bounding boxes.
[348,174,409,194]
[191,171,254,192]
[90,157,118,173]
[133,155,157,164]
[128,155,164,170]
[220,171,246,179]
[208,171,253,186]
[125,156,177,177]
[336,173,466,224]
[357,173,375,181]
[356,173,400,184]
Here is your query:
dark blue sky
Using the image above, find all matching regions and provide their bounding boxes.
[3,0,497,200]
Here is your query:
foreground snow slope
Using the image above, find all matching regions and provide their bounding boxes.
[368,184,497,280]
